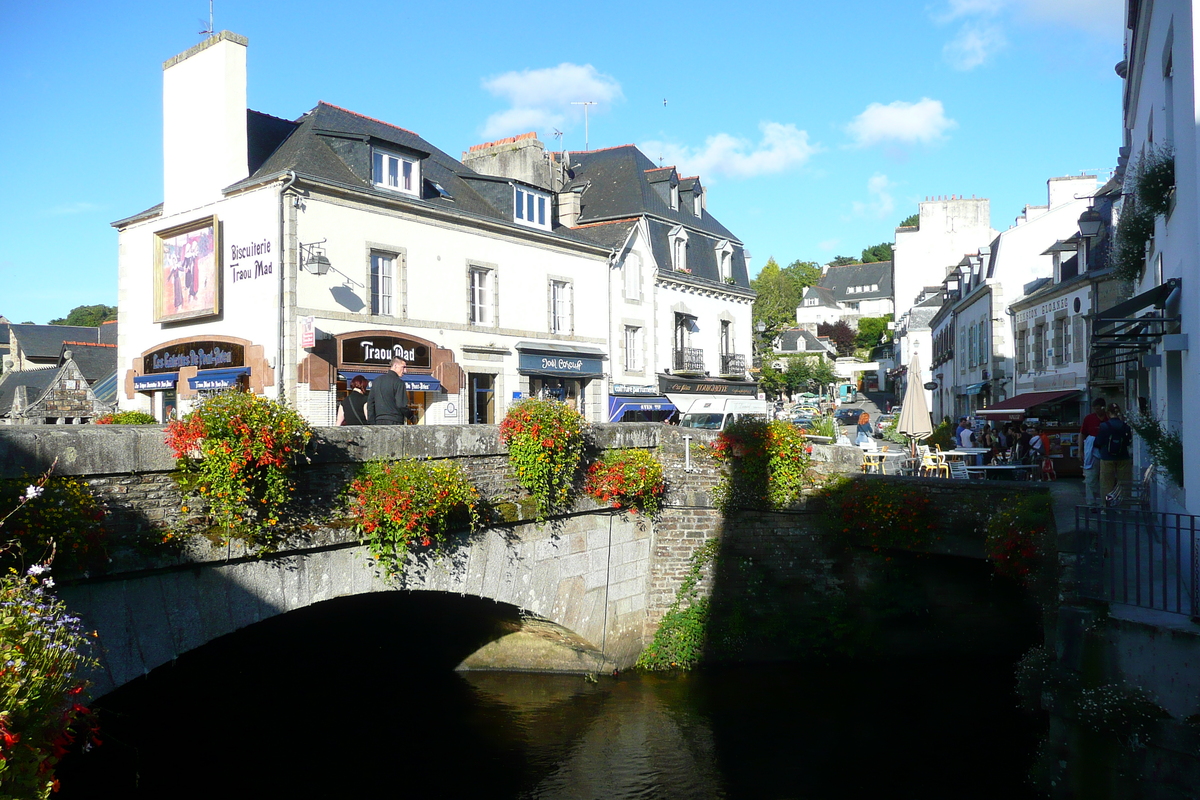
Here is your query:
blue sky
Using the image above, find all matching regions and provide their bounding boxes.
[0,0,1124,324]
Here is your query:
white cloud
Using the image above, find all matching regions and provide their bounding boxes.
[846,98,957,148]
[480,63,623,139]
[943,22,1007,70]
[639,122,818,181]
[850,173,896,219]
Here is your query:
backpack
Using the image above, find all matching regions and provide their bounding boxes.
[1106,420,1132,460]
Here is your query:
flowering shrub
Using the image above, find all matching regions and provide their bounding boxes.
[93,411,158,425]
[0,477,106,574]
[817,476,936,550]
[0,566,100,799]
[584,449,666,516]
[636,540,718,670]
[1073,683,1166,749]
[984,494,1051,584]
[1135,145,1175,216]
[1112,198,1155,281]
[498,398,586,522]
[347,459,482,577]
[708,419,812,513]
[165,390,312,549]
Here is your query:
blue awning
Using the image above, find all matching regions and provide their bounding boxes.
[134,373,179,391]
[608,395,676,421]
[188,367,250,390]
[338,372,443,393]
[964,381,990,396]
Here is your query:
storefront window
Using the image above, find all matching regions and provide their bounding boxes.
[469,373,495,424]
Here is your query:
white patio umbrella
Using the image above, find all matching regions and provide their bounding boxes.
[897,351,933,452]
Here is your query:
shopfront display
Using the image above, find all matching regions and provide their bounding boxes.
[125,336,272,422]
[516,342,605,418]
[978,389,1084,476]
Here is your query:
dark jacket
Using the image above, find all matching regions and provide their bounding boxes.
[367,370,411,424]
[1096,417,1131,460]
[339,390,368,425]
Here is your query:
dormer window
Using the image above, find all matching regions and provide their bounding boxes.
[715,240,733,282]
[693,191,703,216]
[514,186,550,230]
[670,227,689,273]
[670,184,679,210]
[373,148,419,196]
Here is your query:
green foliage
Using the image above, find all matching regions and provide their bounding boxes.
[498,398,587,522]
[816,476,937,549]
[1112,199,1154,282]
[1135,145,1175,216]
[809,358,837,390]
[636,540,718,670]
[708,419,813,513]
[828,255,859,266]
[750,257,822,340]
[898,213,920,228]
[0,566,99,799]
[860,242,893,263]
[164,390,313,550]
[756,362,786,400]
[584,449,666,516]
[0,476,106,574]
[1129,411,1184,487]
[855,315,893,350]
[1073,683,1167,749]
[806,414,838,439]
[48,304,117,328]
[347,459,482,577]
[984,493,1053,585]
[926,419,956,452]
[93,410,158,425]
[882,413,907,445]
[817,320,856,356]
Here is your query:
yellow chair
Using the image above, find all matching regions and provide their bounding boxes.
[919,445,949,478]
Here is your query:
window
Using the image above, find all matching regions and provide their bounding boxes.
[514,187,550,230]
[805,298,818,307]
[624,326,641,371]
[623,254,641,300]
[550,280,572,334]
[671,228,689,272]
[370,253,394,315]
[720,320,732,354]
[670,184,679,210]
[468,373,495,424]
[373,149,418,196]
[469,267,494,325]
[716,240,733,282]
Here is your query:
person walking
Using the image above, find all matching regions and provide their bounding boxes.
[856,411,873,446]
[367,357,415,425]
[336,375,370,425]
[1096,403,1134,499]
[1079,397,1107,506]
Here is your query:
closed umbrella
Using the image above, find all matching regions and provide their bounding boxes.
[897,351,933,461]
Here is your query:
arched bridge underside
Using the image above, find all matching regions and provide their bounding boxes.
[62,512,652,697]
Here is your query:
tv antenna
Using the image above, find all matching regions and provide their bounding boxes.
[199,0,214,35]
[571,101,596,151]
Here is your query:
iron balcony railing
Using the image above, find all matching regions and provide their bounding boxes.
[719,353,745,376]
[673,347,705,373]
[1076,506,1199,617]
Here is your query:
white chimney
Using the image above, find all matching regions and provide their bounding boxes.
[162,32,249,215]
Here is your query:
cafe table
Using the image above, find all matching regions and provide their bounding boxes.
[946,448,990,466]
[861,450,908,474]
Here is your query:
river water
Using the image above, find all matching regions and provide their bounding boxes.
[56,591,1044,798]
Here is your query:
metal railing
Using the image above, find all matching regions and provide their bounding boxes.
[719,352,745,375]
[1077,507,1199,617]
[673,347,705,373]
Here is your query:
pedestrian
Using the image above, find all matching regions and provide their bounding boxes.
[957,417,975,449]
[1079,397,1107,506]
[336,374,370,425]
[856,411,873,446]
[367,356,415,425]
[1096,403,1134,500]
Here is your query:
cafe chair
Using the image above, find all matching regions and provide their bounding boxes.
[948,460,971,480]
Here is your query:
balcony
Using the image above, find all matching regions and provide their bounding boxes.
[719,352,746,377]
[673,347,705,375]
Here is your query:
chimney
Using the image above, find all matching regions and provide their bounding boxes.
[462,132,561,190]
[556,191,582,228]
[162,32,249,215]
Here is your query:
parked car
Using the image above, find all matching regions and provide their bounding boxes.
[875,413,896,438]
[790,415,815,431]
[834,407,863,426]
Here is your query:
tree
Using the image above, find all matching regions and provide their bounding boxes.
[751,257,823,341]
[49,304,117,327]
[757,362,786,399]
[855,315,893,351]
[810,358,838,391]
[782,356,814,397]
[828,255,859,267]
[817,321,856,357]
[860,242,893,263]
[899,213,919,228]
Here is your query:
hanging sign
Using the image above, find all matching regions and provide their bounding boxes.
[340,335,431,370]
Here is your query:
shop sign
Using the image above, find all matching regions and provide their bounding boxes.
[144,341,244,374]
[300,316,315,349]
[612,383,659,395]
[341,336,431,370]
[658,375,757,396]
[518,353,603,375]
[228,236,274,284]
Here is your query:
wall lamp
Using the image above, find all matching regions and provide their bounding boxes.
[300,239,332,275]
[1077,208,1104,238]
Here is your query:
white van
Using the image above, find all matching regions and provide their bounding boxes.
[673,396,770,431]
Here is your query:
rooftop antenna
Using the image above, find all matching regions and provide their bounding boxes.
[199,0,213,35]
[571,101,596,151]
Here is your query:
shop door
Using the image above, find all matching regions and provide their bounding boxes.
[469,373,495,424]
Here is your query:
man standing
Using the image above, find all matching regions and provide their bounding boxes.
[1096,403,1133,499]
[368,357,414,425]
[1080,397,1107,506]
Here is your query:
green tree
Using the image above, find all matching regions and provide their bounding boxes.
[899,213,919,228]
[817,321,856,357]
[860,242,893,263]
[828,255,859,267]
[757,362,786,399]
[810,358,838,392]
[49,304,117,327]
[855,315,893,351]
[783,356,814,396]
[751,257,823,341]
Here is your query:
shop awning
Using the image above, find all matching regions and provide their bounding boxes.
[976,390,1079,416]
[1092,279,1179,332]
[188,367,250,390]
[609,395,676,421]
[339,371,444,392]
[134,373,178,391]
[963,381,989,396]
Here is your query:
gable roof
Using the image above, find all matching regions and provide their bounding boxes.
[777,328,835,354]
[9,324,100,360]
[60,342,117,383]
[815,261,893,302]
[0,368,57,418]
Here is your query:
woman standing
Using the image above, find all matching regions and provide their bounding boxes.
[337,375,370,426]
[856,411,873,446]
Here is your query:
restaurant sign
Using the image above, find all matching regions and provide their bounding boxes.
[144,341,244,374]
[657,375,757,396]
[340,335,431,370]
[518,352,603,376]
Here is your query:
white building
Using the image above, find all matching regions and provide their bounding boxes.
[114,33,613,426]
[796,260,894,328]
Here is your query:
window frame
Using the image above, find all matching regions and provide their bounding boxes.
[372,148,419,197]
[514,186,551,230]
[548,277,573,335]
[468,263,498,327]
[623,324,641,372]
[670,227,689,272]
[370,251,394,316]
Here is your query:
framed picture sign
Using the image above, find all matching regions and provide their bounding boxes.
[153,215,220,323]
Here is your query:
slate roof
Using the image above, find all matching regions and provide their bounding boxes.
[0,368,57,418]
[814,261,893,302]
[9,324,100,360]
[60,342,117,383]
[777,329,835,355]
